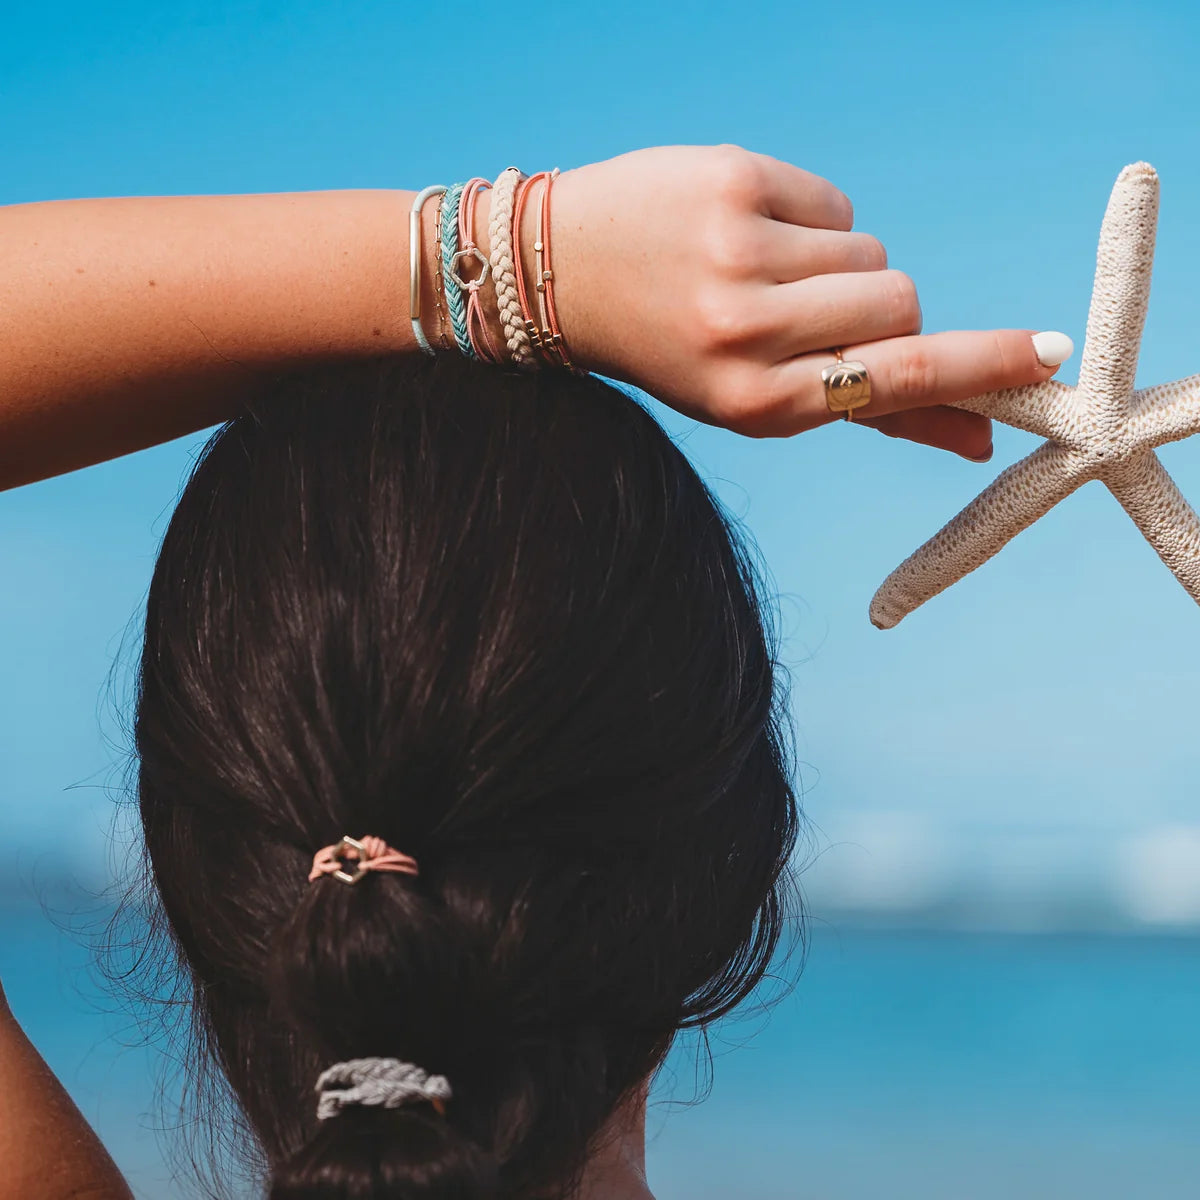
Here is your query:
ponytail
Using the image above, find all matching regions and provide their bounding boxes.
[265,836,506,1198]
[271,1106,498,1200]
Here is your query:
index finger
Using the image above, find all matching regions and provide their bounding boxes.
[744,149,855,232]
[752,329,1074,437]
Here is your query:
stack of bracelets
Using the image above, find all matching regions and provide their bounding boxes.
[408,166,582,373]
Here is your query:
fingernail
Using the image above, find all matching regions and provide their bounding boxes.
[964,445,994,463]
[1031,330,1074,367]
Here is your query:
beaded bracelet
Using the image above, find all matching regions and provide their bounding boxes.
[409,184,448,356]
[512,170,553,364]
[534,168,576,371]
[487,166,535,367]
[431,192,452,352]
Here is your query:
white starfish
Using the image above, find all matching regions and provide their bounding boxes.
[870,161,1200,630]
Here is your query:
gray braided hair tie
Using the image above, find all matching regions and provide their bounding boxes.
[315,1057,453,1121]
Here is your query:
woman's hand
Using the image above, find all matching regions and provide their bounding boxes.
[548,145,1071,460]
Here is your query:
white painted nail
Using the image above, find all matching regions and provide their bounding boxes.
[1031,330,1074,366]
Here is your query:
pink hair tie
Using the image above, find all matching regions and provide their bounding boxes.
[453,176,502,364]
[308,835,420,886]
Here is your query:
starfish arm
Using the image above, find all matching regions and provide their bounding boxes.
[952,378,1076,440]
[870,441,1084,629]
[1130,374,1200,449]
[1076,162,1159,414]
[1106,451,1200,603]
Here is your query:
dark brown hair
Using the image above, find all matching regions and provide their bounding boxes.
[130,353,801,1198]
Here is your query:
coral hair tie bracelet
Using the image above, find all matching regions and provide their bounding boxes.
[308,835,420,886]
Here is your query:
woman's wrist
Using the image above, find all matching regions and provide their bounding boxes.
[417,171,591,372]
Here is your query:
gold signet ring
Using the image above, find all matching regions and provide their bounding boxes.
[821,349,871,421]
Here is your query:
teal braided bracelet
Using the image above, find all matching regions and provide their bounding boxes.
[439,183,472,357]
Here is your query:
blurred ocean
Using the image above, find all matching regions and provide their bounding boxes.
[3,904,1198,1200]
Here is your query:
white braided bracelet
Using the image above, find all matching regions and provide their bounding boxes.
[487,166,536,367]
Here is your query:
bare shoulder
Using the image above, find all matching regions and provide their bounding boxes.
[0,997,133,1200]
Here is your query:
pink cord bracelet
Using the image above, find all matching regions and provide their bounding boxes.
[453,177,502,363]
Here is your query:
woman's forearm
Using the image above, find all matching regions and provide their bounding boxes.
[0,187,481,490]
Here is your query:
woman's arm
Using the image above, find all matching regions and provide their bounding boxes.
[0,188,456,490]
[0,985,132,1199]
[1,146,1071,492]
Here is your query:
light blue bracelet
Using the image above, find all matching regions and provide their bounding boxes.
[439,182,473,358]
[409,184,448,356]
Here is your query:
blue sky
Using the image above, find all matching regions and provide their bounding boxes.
[4,0,1200,928]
